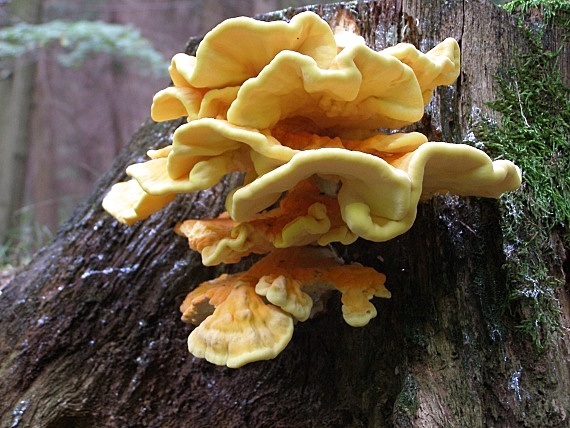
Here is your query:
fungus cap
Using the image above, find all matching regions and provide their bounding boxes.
[227,38,460,131]
[329,264,390,327]
[176,180,357,265]
[176,214,275,266]
[228,145,521,242]
[180,274,235,324]
[249,247,390,327]
[187,284,294,368]
[180,246,391,366]
[188,11,338,88]
[150,11,339,122]
[382,37,461,104]
[102,179,175,225]
[255,275,314,322]
[123,119,298,201]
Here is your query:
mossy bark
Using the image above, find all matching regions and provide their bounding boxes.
[1,1,568,427]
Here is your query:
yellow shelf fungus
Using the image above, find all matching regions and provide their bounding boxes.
[176,180,355,266]
[180,247,389,367]
[102,11,521,367]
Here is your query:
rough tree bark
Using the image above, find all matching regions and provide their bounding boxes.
[1,1,569,427]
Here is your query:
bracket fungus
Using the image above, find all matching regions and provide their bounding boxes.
[102,11,521,367]
[179,247,388,367]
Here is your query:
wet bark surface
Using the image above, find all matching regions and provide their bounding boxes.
[1,1,569,427]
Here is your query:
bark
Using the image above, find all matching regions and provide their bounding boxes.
[1,1,569,427]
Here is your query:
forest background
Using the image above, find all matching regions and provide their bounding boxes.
[0,0,338,266]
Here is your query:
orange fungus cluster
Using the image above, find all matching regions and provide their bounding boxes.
[103,11,521,367]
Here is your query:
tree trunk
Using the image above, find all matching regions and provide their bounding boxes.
[1,1,568,427]
[0,0,42,241]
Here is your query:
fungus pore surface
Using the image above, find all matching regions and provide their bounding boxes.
[102,11,521,367]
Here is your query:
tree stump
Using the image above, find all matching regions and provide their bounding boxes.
[1,1,568,427]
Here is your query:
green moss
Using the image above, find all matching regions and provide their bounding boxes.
[469,16,569,350]
[473,263,508,341]
[503,0,570,28]
[393,372,419,425]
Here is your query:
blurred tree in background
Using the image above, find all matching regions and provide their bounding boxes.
[0,0,335,265]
